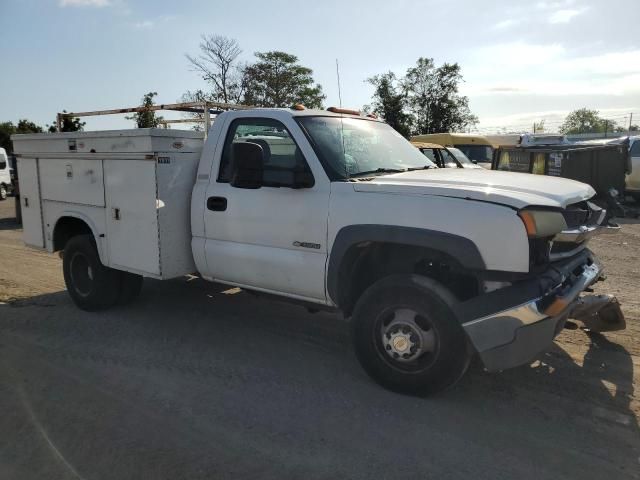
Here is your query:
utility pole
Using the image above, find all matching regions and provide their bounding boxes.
[629,112,634,134]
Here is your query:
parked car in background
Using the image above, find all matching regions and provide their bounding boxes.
[411,133,495,169]
[0,147,14,200]
[411,141,482,169]
[625,136,640,201]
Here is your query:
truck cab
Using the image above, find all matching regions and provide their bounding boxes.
[411,141,482,169]
[12,107,625,395]
[411,133,495,169]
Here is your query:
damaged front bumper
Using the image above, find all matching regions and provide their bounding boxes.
[457,250,625,372]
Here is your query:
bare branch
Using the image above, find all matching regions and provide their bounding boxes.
[185,34,242,104]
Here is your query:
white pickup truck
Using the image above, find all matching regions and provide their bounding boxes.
[12,107,625,395]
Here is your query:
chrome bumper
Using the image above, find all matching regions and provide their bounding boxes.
[553,223,620,243]
[463,258,614,372]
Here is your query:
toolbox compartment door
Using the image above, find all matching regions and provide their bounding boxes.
[17,157,45,248]
[39,158,105,206]
[104,159,160,276]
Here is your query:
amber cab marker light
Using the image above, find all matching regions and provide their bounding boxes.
[327,106,361,115]
[518,211,537,237]
[291,104,306,111]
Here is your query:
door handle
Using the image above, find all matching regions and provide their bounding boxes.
[207,196,227,211]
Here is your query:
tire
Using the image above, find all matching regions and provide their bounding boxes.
[62,234,121,311]
[351,274,471,396]
[0,184,7,201]
[118,271,143,305]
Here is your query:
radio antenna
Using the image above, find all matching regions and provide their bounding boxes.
[336,59,343,107]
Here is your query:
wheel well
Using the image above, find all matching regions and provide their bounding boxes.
[337,242,480,316]
[53,217,93,252]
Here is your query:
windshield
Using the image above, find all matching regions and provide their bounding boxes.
[456,144,494,163]
[446,147,474,165]
[297,116,437,179]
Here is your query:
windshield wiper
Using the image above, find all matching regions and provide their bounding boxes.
[406,165,437,171]
[349,167,406,178]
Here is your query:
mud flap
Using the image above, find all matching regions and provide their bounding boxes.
[570,294,626,332]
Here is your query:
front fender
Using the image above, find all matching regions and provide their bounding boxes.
[326,224,486,307]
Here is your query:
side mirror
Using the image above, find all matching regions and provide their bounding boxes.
[230,142,264,189]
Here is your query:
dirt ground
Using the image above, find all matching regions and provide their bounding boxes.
[1,196,639,480]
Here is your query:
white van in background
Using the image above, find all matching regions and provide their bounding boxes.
[0,147,13,200]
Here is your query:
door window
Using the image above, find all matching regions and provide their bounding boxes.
[439,149,460,168]
[420,148,438,164]
[218,118,314,187]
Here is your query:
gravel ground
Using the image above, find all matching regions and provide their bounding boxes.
[0,196,639,480]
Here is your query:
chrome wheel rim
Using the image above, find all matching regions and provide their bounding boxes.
[377,307,439,371]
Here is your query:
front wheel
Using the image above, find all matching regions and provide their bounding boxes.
[351,275,471,395]
[62,235,121,311]
[0,184,7,201]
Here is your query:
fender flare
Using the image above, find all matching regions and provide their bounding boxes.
[326,225,486,307]
[52,211,108,265]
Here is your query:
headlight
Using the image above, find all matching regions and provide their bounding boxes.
[518,209,567,238]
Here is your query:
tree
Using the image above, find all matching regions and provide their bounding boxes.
[186,35,246,104]
[127,92,163,128]
[47,110,86,133]
[16,119,43,134]
[366,72,411,138]
[1,119,44,153]
[179,89,216,131]
[243,51,325,108]
[402,58,477,134]
[559,108,617,134]
[0,122,17,153]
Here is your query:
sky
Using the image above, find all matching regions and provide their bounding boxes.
[1,0,639,133]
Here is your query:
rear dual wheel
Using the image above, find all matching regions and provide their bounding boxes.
[62,235,143,311]
[351,275,471,396]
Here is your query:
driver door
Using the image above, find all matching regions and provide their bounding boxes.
[202,116,330,302]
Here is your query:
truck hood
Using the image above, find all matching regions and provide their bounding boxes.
[352,169,595,209]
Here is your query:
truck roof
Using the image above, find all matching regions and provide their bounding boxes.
[410,141,444,149]
[411,133,495,147]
